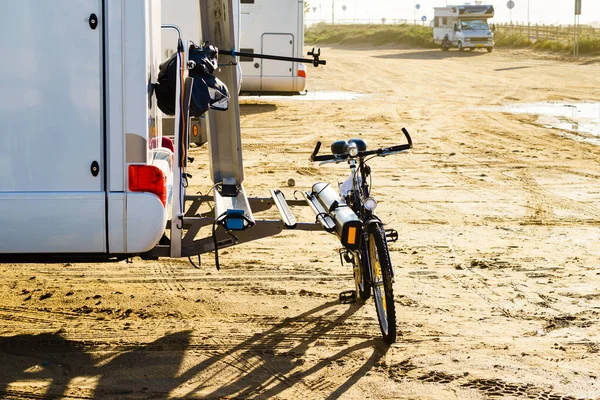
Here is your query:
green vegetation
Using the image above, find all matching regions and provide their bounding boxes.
[577,36,600,54]
[493,33,532,48]
[532,38,568,52]
[305,23,437,48]
[305,24,600,55]
[494,33,600,54]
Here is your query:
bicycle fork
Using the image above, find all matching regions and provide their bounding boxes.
[338,248,357,303]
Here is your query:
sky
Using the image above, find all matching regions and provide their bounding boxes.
[305,0,600,25]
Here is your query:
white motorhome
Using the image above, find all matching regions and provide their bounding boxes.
[0,0,323,263]
[239,0,306,94]
[0,0,170,259]
[433,4,495,52]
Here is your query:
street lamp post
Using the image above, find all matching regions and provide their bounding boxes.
[332,0,335,24]
[527,0,530,39]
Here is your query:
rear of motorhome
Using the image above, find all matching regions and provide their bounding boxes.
[239,0,306,94]
[0,0,322,263]
[433,4,495,52]
[0,0,169,258]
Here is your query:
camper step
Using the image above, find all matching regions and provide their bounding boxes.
[302,191,336,232]
[269,189,297,229]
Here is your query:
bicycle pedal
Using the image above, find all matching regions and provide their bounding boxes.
[385,229,398,242]
[339,290,357,304]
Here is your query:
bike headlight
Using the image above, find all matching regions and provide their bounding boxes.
[348,143,359,157]
[364,197,377,211]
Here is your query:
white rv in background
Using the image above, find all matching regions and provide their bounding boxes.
[433,4,495,52]
[240,0,306,94]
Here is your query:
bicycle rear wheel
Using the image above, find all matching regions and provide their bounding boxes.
[368,224,397,343]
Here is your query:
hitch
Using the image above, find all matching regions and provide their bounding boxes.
[218,47,326,67]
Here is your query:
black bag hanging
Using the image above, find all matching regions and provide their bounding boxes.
[155,43,230,117]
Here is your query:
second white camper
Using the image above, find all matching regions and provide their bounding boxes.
[239,0,306,94]
[433,4,495,52]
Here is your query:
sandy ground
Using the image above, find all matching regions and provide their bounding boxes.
[2,47,600,399]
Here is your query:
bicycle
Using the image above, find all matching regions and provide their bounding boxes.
[307,128,412,344]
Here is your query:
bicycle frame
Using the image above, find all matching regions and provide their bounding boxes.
[309,129,411,343]
[344,155,381,285]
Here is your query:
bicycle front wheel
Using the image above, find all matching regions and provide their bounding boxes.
[354,249,371,300]
[368,224,397,344]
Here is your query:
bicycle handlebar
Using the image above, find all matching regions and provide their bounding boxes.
[310,127,413,162]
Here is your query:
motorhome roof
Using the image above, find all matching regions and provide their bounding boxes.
[434,4,494,19]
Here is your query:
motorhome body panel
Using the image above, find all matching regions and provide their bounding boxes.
[240,0,306,94]
[434,5,495,19]
[126,192,167,253]
[161,0,241,57]
[0,0,168,256]
[161,0,202,59]
[0,0,103,193]
[0,0,107,253]
[109,0,167,254]
[0,193,106,253]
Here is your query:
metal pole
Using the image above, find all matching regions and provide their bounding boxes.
[577,15,580,57]
[527,0,530,40]
[573,0,577,57]
[332,0,335,24]
[414,1,416,25]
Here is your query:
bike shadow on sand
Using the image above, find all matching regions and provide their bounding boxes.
[198,300,390,399]
[0,301,391,399]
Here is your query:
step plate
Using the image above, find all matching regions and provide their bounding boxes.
[214,183,255,230]
[270,189,297,229]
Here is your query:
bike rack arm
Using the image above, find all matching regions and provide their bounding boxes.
[219,48,327,67]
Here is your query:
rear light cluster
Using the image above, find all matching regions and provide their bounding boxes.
[128,165,167,207]
[298,69,307,78]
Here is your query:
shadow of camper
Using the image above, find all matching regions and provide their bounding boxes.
[374,49,489,60]
[239,102,278,116]
[0,301,389,399]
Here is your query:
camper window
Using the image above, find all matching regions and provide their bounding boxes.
[239,48,254,62]
[461,19,489,31]
[241,0,254,3]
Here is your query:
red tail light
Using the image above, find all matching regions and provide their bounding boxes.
[298,69,307,78]
[128,165,167,207]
